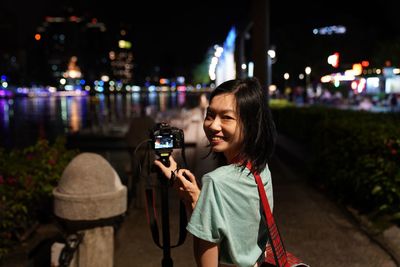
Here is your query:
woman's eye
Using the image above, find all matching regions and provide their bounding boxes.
[222,115,234,120]
[205,113,214,120]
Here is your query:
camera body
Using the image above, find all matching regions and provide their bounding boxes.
[151,122,184,153]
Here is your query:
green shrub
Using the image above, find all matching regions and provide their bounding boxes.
[0,137,78,260]
[272,107,400,225]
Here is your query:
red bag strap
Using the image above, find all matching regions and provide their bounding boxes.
[246,162,289,267]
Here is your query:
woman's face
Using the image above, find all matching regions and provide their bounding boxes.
[203,93,243,162]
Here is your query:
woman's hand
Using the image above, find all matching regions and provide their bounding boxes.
[174,169,200,212]
[153,156,179,180]
[153,157,201,212]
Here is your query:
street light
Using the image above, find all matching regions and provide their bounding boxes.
[267,46,276,89]
[283,73,290,80]
[305,66,311,90]
[283,72,289,88]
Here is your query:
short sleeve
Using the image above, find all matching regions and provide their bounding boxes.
[186,174,226,243]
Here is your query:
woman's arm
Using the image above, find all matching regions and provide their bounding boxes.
[193,236,219,267]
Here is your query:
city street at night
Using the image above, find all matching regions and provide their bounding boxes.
[1,0,400,266]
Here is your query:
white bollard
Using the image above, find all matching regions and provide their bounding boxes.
[53,152,127,267]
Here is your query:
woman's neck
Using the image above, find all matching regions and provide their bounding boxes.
[225,153,243,164]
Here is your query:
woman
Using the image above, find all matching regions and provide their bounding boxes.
[154,77,277,267]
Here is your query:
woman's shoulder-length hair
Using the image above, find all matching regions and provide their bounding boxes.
[210,77,277,174]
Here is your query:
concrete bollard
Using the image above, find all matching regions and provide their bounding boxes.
[53,152,127,267]
[67,227,114,267]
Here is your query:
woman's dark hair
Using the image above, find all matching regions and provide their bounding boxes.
[208,77,277,174]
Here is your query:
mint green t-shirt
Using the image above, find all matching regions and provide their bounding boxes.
[187,164,273,267]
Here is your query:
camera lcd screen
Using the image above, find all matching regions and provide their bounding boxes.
[154,134,174,149]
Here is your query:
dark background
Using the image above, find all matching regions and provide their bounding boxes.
[2,0,400,84]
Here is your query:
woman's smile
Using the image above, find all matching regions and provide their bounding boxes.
[210,135,225,143]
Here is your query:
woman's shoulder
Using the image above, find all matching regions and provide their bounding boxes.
[207,164,242,176]
[208,163,270,175]
[203,164,249,183]
[203,163,271,184]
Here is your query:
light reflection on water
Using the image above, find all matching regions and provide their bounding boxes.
[0,92,206,149]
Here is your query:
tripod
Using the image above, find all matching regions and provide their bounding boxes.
[146,155,187,267]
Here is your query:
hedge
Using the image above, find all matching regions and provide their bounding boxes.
[271,106,400,225]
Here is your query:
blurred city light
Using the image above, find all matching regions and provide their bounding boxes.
[101,75,110,82]
[352,63,363,76]
[327,52,340,68]
[267,47,276,88]
[313,25,346,35]
[248,62,254,77]
[361,60,370,67]
[118,40,132,49]
[284,73,290,80]
[269,84,277,93]
[208,45,223,81]
[267,49,276,59]
[305,66,311,90]
[215,27,236,86]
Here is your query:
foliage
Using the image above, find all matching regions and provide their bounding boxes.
[0,137,78,260]
[192,60,211,85]
[192,47,214,85]
[271,107,400,226]
[269,98,295,109]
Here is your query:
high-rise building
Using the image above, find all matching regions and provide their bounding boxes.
[31,13,126,88]
[109,29,134,85]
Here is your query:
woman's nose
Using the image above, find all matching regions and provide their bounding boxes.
[208,117,222,132]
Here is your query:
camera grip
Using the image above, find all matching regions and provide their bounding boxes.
[160,156,170,167]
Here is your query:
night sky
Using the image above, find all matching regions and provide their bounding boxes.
[2,0,400,83]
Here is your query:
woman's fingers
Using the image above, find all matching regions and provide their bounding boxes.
[176,169,197,186]
[153,159,169,175]
[173,169,200,211]
[168,155,177,166]
[183,170,196,184]
[153,159,164,169]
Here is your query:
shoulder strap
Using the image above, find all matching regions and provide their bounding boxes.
[246,162,289,267]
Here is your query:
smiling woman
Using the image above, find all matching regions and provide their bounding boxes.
[154,77,277,267]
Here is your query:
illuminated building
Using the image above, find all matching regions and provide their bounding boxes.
[31,13,113,87]
[109,30,134,84]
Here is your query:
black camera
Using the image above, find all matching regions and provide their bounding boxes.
[151,122,184,153]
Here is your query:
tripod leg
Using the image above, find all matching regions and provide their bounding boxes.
[159,171,173,267]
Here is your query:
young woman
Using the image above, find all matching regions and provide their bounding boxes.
[154,77,277,267]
